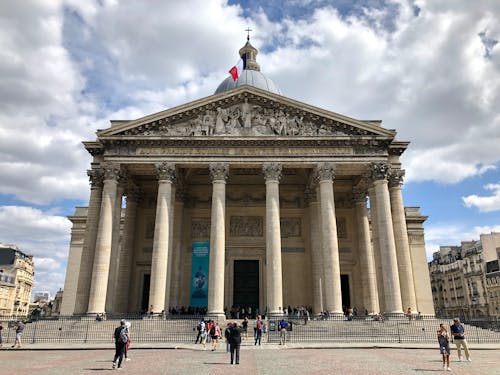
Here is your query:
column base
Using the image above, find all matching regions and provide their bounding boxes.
[267,312,286,320]
[383,312,406,319]
[205,312,226,323]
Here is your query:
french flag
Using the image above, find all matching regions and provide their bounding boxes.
[229,54,247,81]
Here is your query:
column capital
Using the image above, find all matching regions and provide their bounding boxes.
[87,169,104,188]
[388,169,405,188]
[125,182,142,204]
[352,187,368,205]
[304,186,317,204]
[316,162,336,181]
[209,163,229,182]
[263,162,282,182]
[155,162,176,181]
[369,162,391,181]
[101,162,122,181]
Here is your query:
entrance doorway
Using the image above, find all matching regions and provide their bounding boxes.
[341,274,351,309]
[141,274,150,312]
[233,260,259,311]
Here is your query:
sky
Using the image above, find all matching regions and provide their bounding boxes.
[0,0,499,298]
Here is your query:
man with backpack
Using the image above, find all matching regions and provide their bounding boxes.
[112,319,128,369]
[279,319,289,346]
[195,319,205,344]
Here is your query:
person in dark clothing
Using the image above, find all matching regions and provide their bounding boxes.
[228,322,242,365]
[112,319,128,369]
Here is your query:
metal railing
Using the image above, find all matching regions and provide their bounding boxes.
[1,314,500,345]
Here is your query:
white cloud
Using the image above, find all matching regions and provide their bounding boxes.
[424,223,500,260]
[0,205,71,296]
[463,182,500,212]
[1,0,499,296]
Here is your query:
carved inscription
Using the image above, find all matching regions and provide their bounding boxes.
[280,218,302,238]
[191,218,210,238]
[230,216,263,237]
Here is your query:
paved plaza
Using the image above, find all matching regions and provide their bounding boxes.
[1,345,499,374]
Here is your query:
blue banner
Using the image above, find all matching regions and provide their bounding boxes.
[190,242,210,307]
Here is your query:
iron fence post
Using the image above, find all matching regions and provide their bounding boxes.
[397,321,401,343]
[31,318,38,344]
[84,318,89,344]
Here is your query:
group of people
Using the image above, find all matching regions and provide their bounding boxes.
[112,319,132,370]
[194,319,222,351]
[437,318,472,371]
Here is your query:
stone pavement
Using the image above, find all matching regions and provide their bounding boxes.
[1,343,499,374]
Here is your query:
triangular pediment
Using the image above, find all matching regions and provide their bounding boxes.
[97,86,395,139]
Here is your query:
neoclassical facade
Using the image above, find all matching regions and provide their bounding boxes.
[61,40,434,318]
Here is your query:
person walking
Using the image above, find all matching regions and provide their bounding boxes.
[224,322,232,352]
[112,319,128,369]
[0,322,3,348]
[279,319,289,346]
[254,315,263,346]
[450,318,471,362]
[437,323,451,371]
[228,322,242,365]
[124,321,131,362]
[11,319,24,348]
[200,325,207,350]
[195,319,205,344]
[210,321,221,351]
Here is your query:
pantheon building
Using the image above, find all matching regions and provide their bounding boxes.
[61,39,434,318]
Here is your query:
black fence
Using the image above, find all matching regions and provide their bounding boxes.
[1,314,500,345]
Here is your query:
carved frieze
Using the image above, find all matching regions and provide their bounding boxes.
[191,217,211,238]
[229,216,263,237]
[280,218,301,238]
[121,100,374,138]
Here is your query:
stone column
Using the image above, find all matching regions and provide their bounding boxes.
[370,162,403,315]
[306,182,323,315]
[106,182,124,313]
[114,183,141,313]
[389,169,417,312]
[317,163,343,315]
[263,163,284,316]
[353,185,379,315]
[87,163,121,314]
[69,169,103,315]
[148,162,175,313]
[207,163,229,318]
[368,184,385,313]
[170,184,186,308]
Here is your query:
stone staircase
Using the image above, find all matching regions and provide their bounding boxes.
[2,316,499,345]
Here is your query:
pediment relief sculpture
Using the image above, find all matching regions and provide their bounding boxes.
[119,100,378,138]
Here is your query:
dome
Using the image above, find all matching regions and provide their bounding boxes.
[215,69,282,95]
[214,37,282,95]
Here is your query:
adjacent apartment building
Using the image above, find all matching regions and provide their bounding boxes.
[428,232,500,319]
[0,244,34,317]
